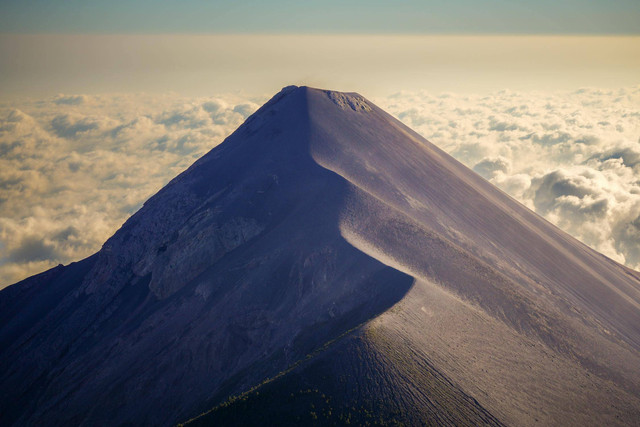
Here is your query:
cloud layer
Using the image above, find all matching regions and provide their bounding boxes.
[1,86,639,287]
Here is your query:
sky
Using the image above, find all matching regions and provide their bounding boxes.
[0,1,639,287]
[1,0,639,34]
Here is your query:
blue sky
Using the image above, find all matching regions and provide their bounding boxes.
[1,0,639,34]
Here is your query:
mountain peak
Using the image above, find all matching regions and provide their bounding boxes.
[2,86,640,426]
[264,85,373,115]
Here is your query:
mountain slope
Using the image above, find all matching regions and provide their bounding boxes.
[1,86,640,426]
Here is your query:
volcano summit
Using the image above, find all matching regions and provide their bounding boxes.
[1,86,640,426]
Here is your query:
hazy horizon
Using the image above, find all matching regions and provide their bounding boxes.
[1,34,639,99]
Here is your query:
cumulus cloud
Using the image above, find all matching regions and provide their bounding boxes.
[1,86,639,288]
[377,86,640,268]
[473,156,511,179]
[53,94,88,105]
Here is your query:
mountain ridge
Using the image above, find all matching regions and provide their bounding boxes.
[1,85,640,426]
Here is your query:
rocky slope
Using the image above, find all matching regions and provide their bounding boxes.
[2,86,640,426]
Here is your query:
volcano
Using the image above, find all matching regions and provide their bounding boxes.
[2,86,640,426]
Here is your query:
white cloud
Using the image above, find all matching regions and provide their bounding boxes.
[1,86,639,287]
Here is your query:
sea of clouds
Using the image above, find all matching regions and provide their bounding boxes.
[1,86,638,287]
